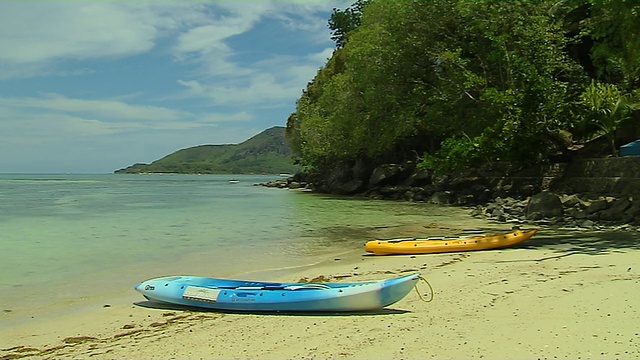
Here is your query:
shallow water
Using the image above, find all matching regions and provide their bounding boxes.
[0,173,494,328]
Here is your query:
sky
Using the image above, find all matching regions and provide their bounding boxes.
[0,0,349,173]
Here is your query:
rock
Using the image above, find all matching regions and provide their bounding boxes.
[520,184,540,197]
[412,190,428,202]
[587,212,601,221]
[491,208,504,218]
[404,190,415,201]
[492,187,509,199]
[288,181,302,189]
[458,184,490,205]
[561,194,587,208]
[456,194,476,205]
[624,201,640,224]
[429,191,453,205]
[585,199,609,214]
[402,168,432,186]
[579,219,595,228]
[470,206,484,217]
[333,179,364,195]
[369,164,410,186]
[599,197,631,221]
[526,191,563,218]
[432,174,450,187]
[485,202,501,213]
[527,212,544,221]
[566,207,588,219]
[260,179,289,188]
[377,185,411,200]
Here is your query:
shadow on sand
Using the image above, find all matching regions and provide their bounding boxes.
[133,300,411,316]
[511,227,640,256]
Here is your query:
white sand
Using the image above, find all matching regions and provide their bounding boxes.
[1,228,639,359]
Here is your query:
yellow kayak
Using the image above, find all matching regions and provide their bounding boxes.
[364,229,537,255]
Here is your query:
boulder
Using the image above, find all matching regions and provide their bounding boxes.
[492,186,510,199]
[585,199,609,214]
[566,207,588,219]
[579,219,596,228]
[402,168,432,186]
[599,197,632,221]
[288,181,302,189]
[333,179,364,195]
[526,191,563,218]
[369,164,410,186]
[429,191,453,205]
[561,194,588,209]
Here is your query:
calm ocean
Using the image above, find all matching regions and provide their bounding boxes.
[0,173,491,328]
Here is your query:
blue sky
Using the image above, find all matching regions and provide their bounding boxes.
[0,1,349,173]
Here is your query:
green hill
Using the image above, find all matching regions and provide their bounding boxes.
[114,126,300,174]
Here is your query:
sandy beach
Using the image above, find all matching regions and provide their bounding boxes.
[2,226,639,360]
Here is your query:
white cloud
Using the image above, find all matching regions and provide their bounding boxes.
[0,93,255,141]
[166,1,343,105]
[177,76,298,107]
[0,94,188,122]
[176,46,334,107]
[0,1,342,65]
[0,2,158,63]
[0,2,218,78]
[0,114,128,144]
[0,1,338,90]
[196,111,253,124]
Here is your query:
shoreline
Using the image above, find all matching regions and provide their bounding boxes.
[2,227,639,359]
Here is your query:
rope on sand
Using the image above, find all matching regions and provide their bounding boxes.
[415,276,434,302]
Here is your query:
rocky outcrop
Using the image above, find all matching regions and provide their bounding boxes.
[471,193,640,230]
[369,163,413,186]
[259,157,640,229]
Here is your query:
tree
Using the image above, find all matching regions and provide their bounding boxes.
[328,0,370,48]
[552,0,640,90]
[581,80,638,156]
[588,1,640,91]
[289,1,610,178]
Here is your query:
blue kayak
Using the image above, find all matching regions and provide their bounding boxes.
[134,273,420,312]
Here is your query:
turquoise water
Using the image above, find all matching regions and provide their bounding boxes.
[0,173,490,328]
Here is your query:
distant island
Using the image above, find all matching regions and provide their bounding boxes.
[114,126,301,175]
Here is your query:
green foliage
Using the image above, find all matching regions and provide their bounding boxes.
[586,0,640,90]
[328,0,370,48]
[288,0,638,178]
[581,80,639,155]
[419,137,480,175]
[553,0,640,90]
